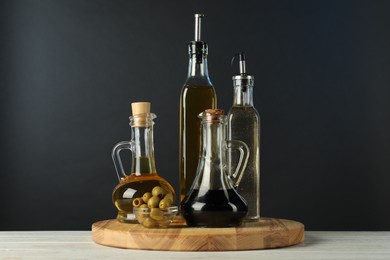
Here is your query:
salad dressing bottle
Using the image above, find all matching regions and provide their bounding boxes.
[179,14,217,203]
[227,53,261,221]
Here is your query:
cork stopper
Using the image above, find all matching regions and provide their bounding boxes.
[131,102,151,116]
[130,102,154,127]
[199,109,225,124]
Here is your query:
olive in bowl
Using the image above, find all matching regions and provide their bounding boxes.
[133,206,178,228]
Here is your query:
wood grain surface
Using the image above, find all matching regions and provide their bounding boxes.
[92,217,304,251]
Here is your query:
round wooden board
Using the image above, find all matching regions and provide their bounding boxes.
[92,217,304,251]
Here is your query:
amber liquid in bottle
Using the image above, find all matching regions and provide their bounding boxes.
[179,84,216,202]
[113,173,174,223]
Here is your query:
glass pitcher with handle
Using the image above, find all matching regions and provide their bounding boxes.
[111,102,175,223]
[182,109,249,227]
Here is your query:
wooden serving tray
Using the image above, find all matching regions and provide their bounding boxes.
[92,217,304,251]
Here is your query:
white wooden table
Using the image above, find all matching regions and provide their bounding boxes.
[0,231,389,259]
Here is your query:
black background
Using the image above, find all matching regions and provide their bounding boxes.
[1,0,389,231]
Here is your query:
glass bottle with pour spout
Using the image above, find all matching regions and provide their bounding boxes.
[179,14,217,204]
[227,53,260,221]
[111,102,175,223]
[182,109,249,227]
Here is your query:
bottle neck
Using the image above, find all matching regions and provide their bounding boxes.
[188,54,209,76]
[202,123,224,160]
[233,83,254,106]
[130,125,156,175]
[185,42,212,86]
[195,121,232,191]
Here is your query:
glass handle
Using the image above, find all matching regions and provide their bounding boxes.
[111,141,134,181]
[226,140,250,188]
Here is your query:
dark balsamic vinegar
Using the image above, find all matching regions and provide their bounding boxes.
[183,189,248,227]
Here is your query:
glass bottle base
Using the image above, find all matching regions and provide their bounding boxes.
[243,216,260,222]
[182,189,248,227]
[184,211,246,227]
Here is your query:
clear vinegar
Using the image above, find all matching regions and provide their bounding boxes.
[227,105,260,220]
[227,52,260,221]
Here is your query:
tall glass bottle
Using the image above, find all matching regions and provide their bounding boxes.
[179,14,217,203]
[112,102,175,223]
[227,53,260,221]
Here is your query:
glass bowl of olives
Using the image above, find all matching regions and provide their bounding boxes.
[133,206,178,228]
[132,186,178,228]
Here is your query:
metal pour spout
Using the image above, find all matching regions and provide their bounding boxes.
[239,52,246,75]
[232,51,254,83]
[194,14,204,41]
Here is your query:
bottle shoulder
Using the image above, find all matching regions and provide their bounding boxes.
[183,76,213,88]
[182,84,215,89]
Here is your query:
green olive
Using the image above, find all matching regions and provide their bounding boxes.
[136,212,146,224]
[139,204,148,208]
[159,217,170,227]
[159,198,172,209]
[150,208,164,221]
[143,217,158,228]
[164,193,174,204]
[147,196,160,208]
[142,192,152,203]
[132,197,143,208]
[152,186,166,199]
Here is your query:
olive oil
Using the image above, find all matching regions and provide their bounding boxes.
[179,14,217,203]
[112,173,174,223]
[112,102,175,223]
[179,85,216,201]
